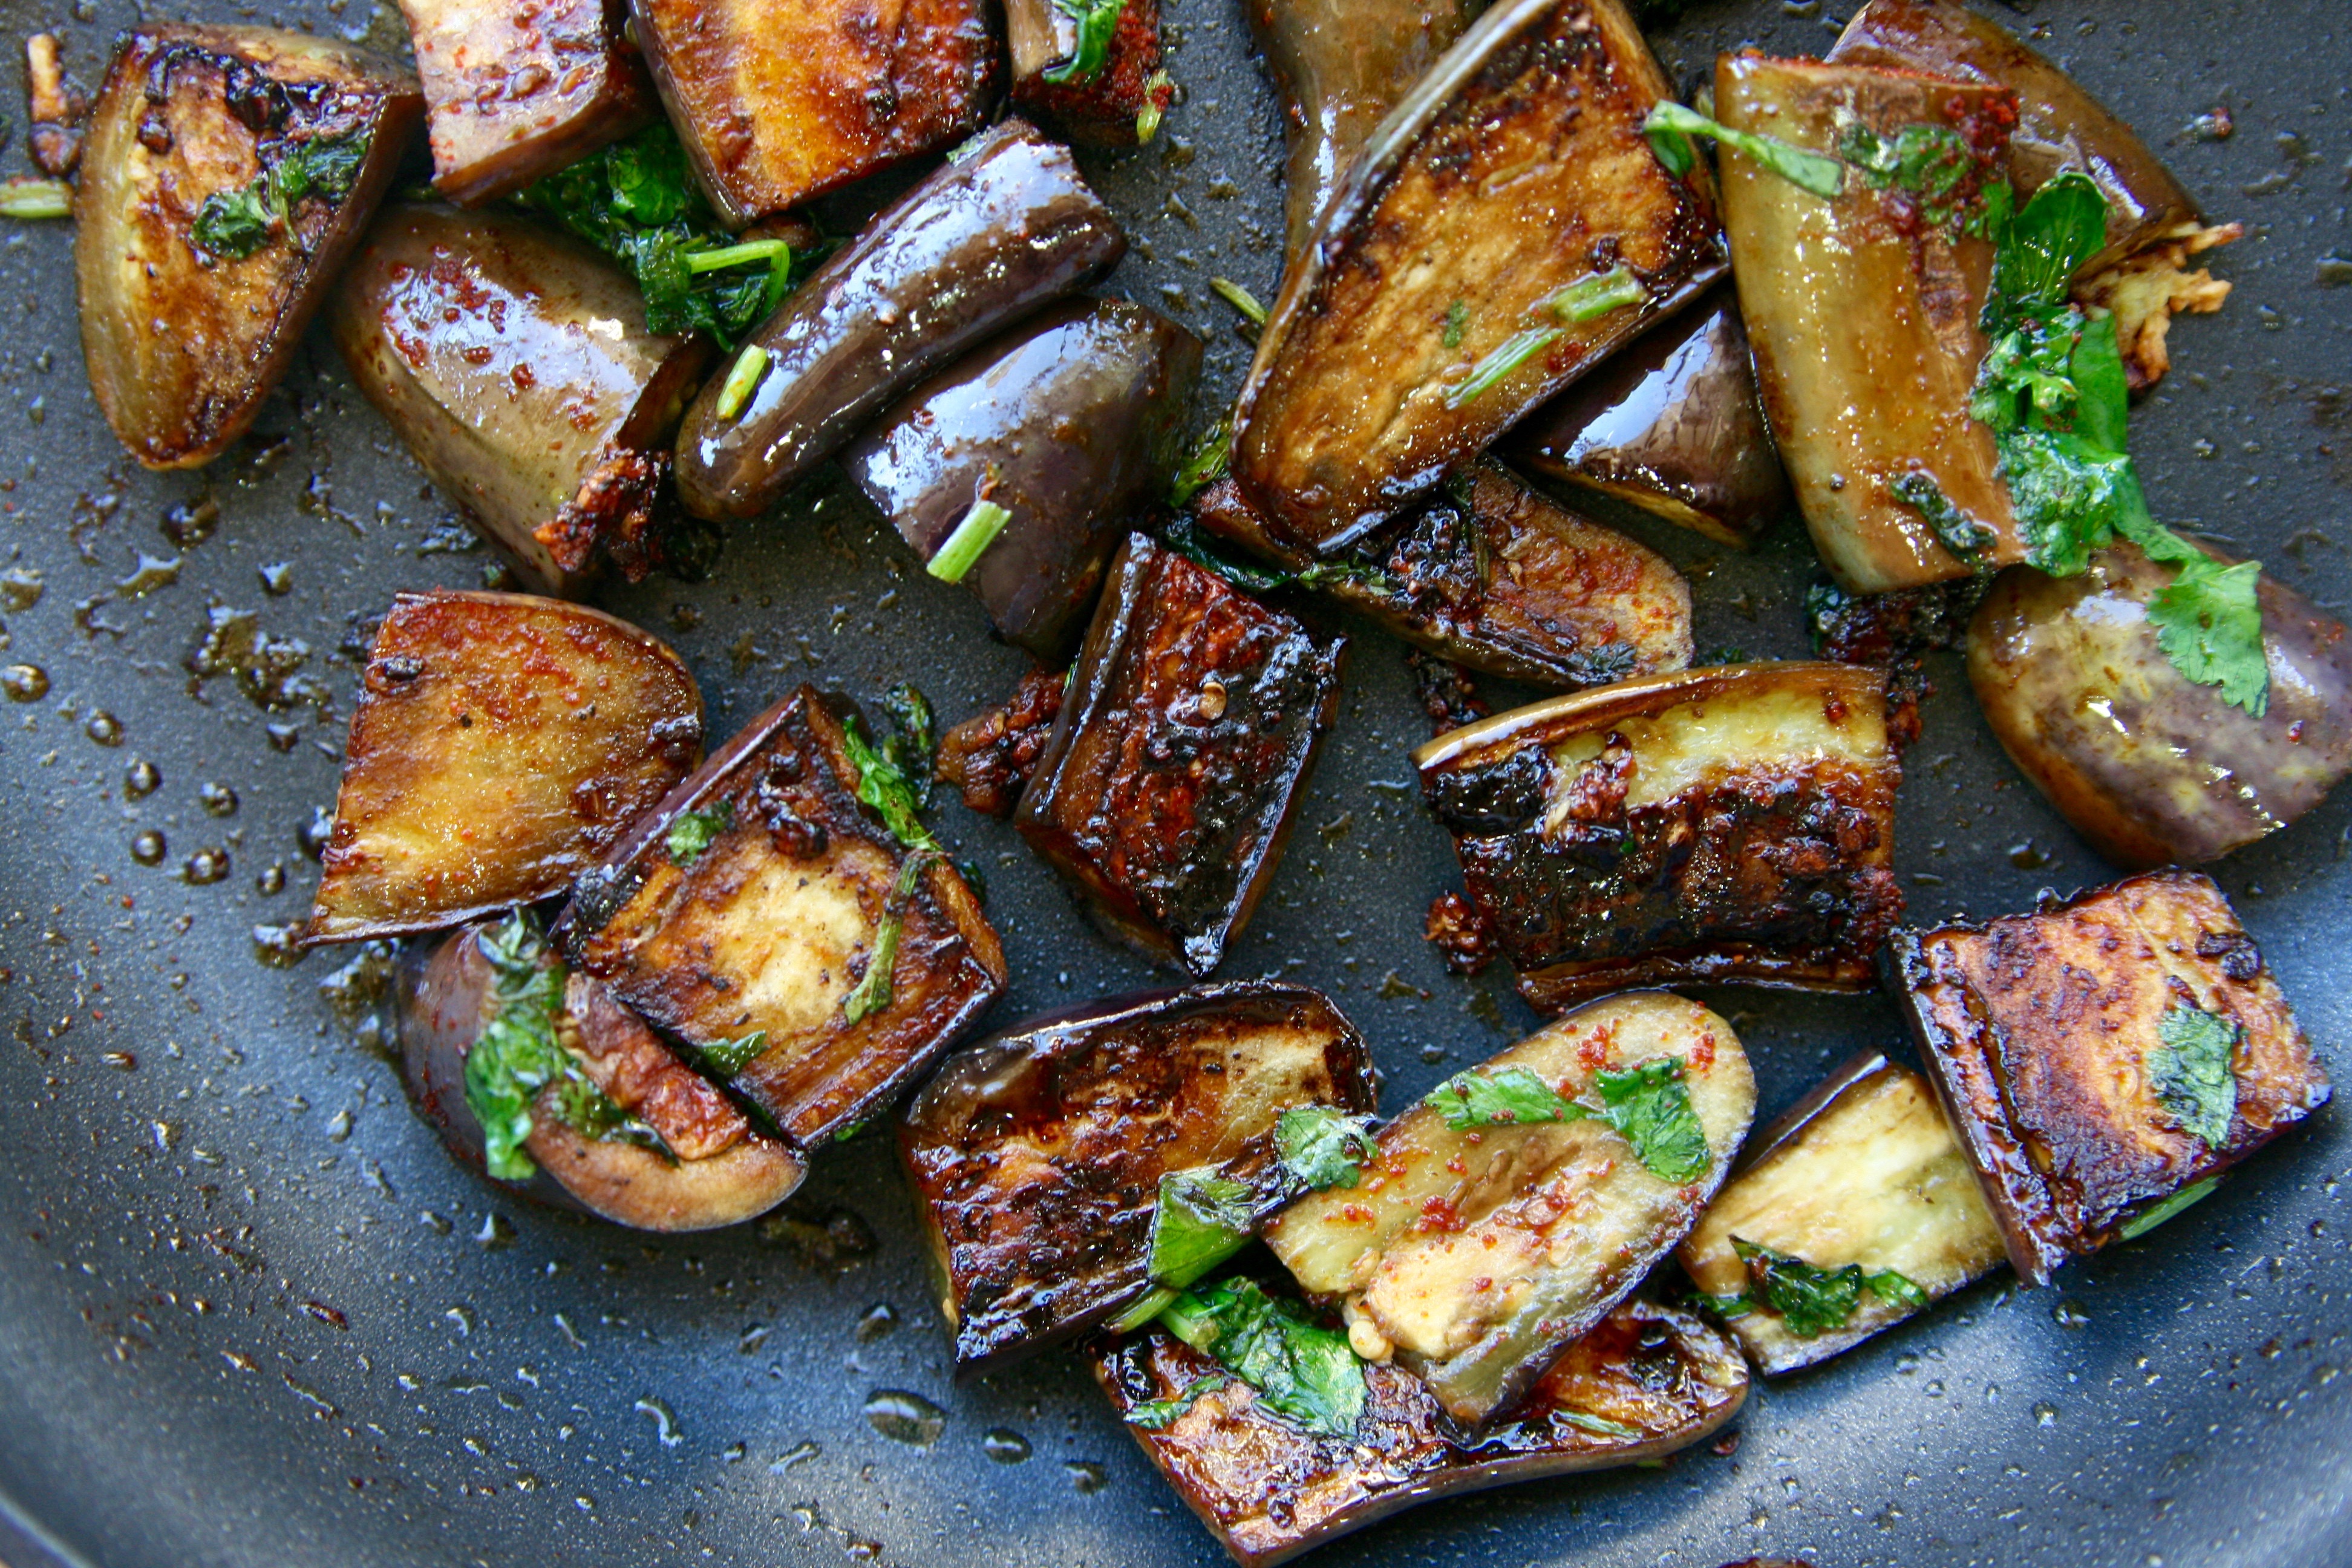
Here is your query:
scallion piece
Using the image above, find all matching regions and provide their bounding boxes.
[1445,325,1561,408]
[2120,1177,2220,1241]
[1210,276,1269,325]
[1136,70,1174,144]
[927,498,1011,584]
[685,238,790,274]
[1547,265,1647,324]
[0,178,72,220]
[1642,101,1845,200]
[713,343,769,420]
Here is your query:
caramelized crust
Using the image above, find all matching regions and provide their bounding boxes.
[936,667,1068,818]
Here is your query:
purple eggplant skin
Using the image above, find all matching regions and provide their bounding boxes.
[1968,541,2352,871]
[1506,286,1791,549]
[674,120,1127,523]
[843,299,1204,660]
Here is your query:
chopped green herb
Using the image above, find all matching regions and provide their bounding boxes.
[0,177,71,220]
[1592,1057,1710,1185]
[1446,325,1563,408]
[1135,70,1174,143]
[878,684,936,809]
[927,498,1011,584]
[666,801,735,866]
[1160,512,1292,593]
[1109,1285,1178,1336]
[1424,1065,1584,1129]
[1892,469,1998,568]
[2148,1005,2241,1149]
[842,714,941,855]
[1554,1408,1643,1439]
[696,1030,768,1077]
[1441,299,1470,348]
[1125,1373,1228,1429]
[1157,1279,1365,1439]
[1729,1238,1926,1338]
[832,1119,868,1144]
[1697,1289,1754,1319]
[1210,276,1269,326]
[191,185,276,260]
[1275,1106,1378,1192]
[686,238,790,275]
[1641,102,1845,200]
[1044,0,1128,83]
[2119,1175,2221,1241]
[192,129,375,260]
[1835,121,1994,234]
[1167,420,1232,508]
[1546,266,1647,324]
[843,853,930,1023]
[1147,1169,1257,1288]
[714,344,771,421]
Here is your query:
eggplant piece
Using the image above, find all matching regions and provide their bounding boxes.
[1679,1052,2007,1375]
[1892,869,2331,1287]
[1191,463,1694,688]
[1968,541,2352,871]
[396,0,658,206]
[843,299,1204,659]
[675,120,1125,522]
[630,0,997,226]
[399,923,804,1229]
[936,665,1066,819]
[1248,0,1483,261]
[563,686,1005,1146]
[1230,0,1724,554]
[305,590,704,946]
[1015,534,1347,978]
[1506,287,1791,549]
[1266,991,1754,1425]
[74,25,422,471]
[1717,56,2024,593]
[332,206,717,596]
[1413,662,1904,1012]
[1093,1297,1747,1568]
[900,982,1377,1379]
[1007,0,1172,148]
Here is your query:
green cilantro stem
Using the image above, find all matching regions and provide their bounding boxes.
[2120,1176,2220,1241]
[1547,266,1646,324]
[0,178,71,219]
[843,854,929,1023]
[686,238,790,273]
[1642,102,1844,199]
[1446,325,1563,408]
[926,498,1011,584]
[714,344,769,420]
[1044,0,1128,83]
[1210,276,1269,325]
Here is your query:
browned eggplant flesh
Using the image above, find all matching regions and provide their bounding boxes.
[675,119,1126,522]
[1007,0,1172,146]
[1892,869,2330,1286]
[305,590,704,946]
[1968,541,2352,871]
[562,685,1005,1147]
[845,298,1204,659]
[396,0,655,205]
[1016,534,1347,978]
[1266,991,1754,1425]
[74,24,422,469]
[1680,1051,2007,1374]
[1506,286,1791,548]
[1190,463,1693,688]
[1413,662,1904,1011]
[630,0,997,225]
[332,205,717,596]
[1093,1297,1748,1568]
[1232,0,1723,552]
[937,665,1067,819]
[900,983,1377,1378]
[397,920,804,1230]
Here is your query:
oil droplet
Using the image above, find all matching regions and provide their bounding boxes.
[326,1108,354,1142]
[250,923,304,967]
[420,1211,453,1236]
[769,1440,820,1473]
[258,561,293,595]
[981,1428,1030,1465]
[2033,1402,2059,1426]
[855,1303,897,1343]
[130,830,168,866]
[299,805,334,860]
[124,757,162,798]
[635,1395,684,1448]
[863,1390,946,1448]
[1,664,49,702]
[2008,840,2051,871]
[200,782,238,817]
[444,1305,474,1336]
[115,553,181,598]
[83,710,123,746]
[181,847,231,885]
[255,861,286,895]
[476,1214,515,1249]
[1064,1460,1108,1494]
[0,567,41,610]
[2052,1301,2089,1329]
[162,497,219,548]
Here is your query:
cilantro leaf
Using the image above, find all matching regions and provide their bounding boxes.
[1125,1373,1227,1430]
[1044,0,1128,83]
[2148,558,2270,717]
[1275,1107,1378,1192]
[2148,1004,2241,1148]
[843,714,941,855]
[191,186,277,260]
[1592,1057,1711,1184]
[2067,313,2131,455]
[1730,1238,1926,1338]
[1985,169,2108,326]
[1892,469,1998,567]
[696,1029,768,1077]
[879,684,937,806]
[191,129,374,261]
[666,801,734,865]
[1424,1065,1586,1129]
[1157,1280,1365,1439]
[1147,1170,1256,1288]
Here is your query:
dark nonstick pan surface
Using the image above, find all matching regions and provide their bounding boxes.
[1,2,2347,1565]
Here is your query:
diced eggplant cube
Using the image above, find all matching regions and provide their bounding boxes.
[1092,1297,1747,1568]
[306,590,704,944]
[1680,1051,2007,1374]
[900,982,1377,1379]
[1016,534,1347,977]
[1414,662,1904,1011]
[1893,869,2330,1286]
[563,686,1005,1146]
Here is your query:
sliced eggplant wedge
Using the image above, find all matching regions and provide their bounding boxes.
[1413,663,1904,1011]
[74,25,422,470]
[397,0,656,206]
[1008,0,1172,147]
[1266,991,1754,1425]
[306,590,704,946]
[843,299,1204,660]
[1679,1052,2006,1375]
[332,206,717,596]
[1717,56,2022,593]
[1968,541,2352,871]
[1231,0,1725,553]
[1093,1297,1747,1568]
[398,921,805,1229]
[1249,0,1483,261]
[563,686,1005,1146]
[675,120,1125,521]
[1190,463,1693,688]
[630,0,997,226]
[1506,286,1791,549]
[1892,869,2331,1287]
[1015,534,1347,978]
[900,983,1377,1379]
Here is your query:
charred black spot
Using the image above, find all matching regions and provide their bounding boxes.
[1426,744,1551,834]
